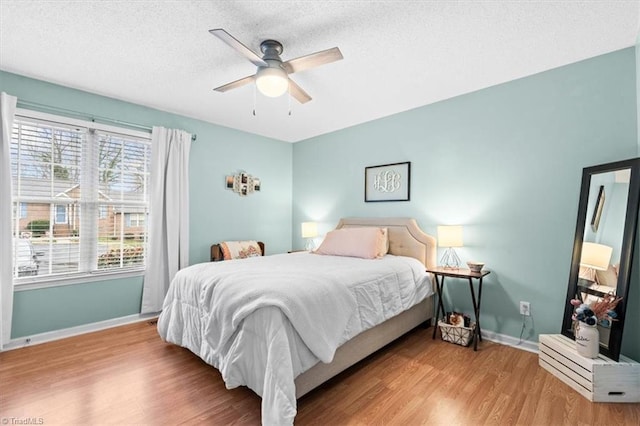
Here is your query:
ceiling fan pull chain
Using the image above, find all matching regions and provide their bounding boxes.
[288,84,292,116]
[252,83,257,116]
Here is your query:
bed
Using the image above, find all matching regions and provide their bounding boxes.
[157,217,437,425]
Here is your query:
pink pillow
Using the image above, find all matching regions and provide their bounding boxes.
[314,227,387,259]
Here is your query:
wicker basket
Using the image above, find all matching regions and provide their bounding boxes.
[438,320,475,347]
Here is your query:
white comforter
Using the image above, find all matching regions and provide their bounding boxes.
[158,252,432,425]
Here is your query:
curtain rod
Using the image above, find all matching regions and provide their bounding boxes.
[16,99,197,141]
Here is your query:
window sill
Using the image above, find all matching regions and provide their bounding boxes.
[13,269,145,291]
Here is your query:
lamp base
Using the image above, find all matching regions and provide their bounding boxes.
[440,248,461,269]
[305,239,316,251]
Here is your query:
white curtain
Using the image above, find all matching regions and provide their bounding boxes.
[0,92,17,349]
[141,127,191,314]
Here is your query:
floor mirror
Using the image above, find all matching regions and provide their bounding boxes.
[561,157,640,361]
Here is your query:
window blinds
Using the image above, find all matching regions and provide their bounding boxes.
[10,111,151,281]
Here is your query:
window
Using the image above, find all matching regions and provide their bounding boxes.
[125,213,145,227]
[54,204,68,224]
[10,110,151,283]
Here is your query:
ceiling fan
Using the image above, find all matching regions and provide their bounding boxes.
[209,28,343,104]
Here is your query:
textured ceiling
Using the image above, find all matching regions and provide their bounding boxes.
[1,1,639,142]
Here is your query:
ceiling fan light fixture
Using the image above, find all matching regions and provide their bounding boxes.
[210,29,343,104]
[255,66,288,97]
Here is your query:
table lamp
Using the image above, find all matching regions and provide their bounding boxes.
[579,241,612,283]
[580,242,613,271]
[301,222,318,251]
[438,225,463,269]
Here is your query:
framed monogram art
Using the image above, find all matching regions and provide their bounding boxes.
[364,161,410,202]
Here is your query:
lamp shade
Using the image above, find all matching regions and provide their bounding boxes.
[301,222,318,239]
[437,225,463,248]
[438,225,462,247]
[255,67,288,97]
[580,242,612,271]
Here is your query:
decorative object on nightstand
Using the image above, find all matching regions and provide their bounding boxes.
[301,222,318,251]
[437,225,463,269]
[466,261,484,273]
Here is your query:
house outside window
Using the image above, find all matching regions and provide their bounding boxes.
[10,109,151,285]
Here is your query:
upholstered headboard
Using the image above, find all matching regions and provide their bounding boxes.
[335,217,437,269]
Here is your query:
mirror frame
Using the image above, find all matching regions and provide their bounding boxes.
[562,157,640,361]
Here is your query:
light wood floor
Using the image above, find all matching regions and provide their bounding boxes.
[1,321,638,425]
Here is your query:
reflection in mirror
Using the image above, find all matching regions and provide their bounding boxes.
[563,158,640,361]
[579,170,630,348]
[578,242,614,346]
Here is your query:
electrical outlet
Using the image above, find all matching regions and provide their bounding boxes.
[520,301,531,316]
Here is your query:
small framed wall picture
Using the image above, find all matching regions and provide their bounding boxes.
[591,185,605,232]
[364,161,410,202]
[225,171,261,197]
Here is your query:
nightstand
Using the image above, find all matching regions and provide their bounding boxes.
[427,266,490,351]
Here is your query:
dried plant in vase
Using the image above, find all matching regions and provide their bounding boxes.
[570,293,622,327]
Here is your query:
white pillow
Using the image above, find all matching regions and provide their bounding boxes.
[314,227,387,259]
[220,240,262,260]
[595,264,618,288]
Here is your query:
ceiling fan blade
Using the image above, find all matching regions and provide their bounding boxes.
[282,47,343,74]
[214,75,255,92]
[209,28,267,67]
[288,78,312,104]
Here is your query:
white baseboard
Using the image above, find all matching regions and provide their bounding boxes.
[3,314,539,354]
[481,330,636,359]
[2,312,159,351]
[481,329,539,353]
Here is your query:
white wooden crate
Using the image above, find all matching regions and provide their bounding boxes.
[538,334,640,403]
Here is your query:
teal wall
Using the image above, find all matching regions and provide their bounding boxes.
[12,277,143,337]
[292,48,639,358]
[3,47,639,360]
[1,71,293,338]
